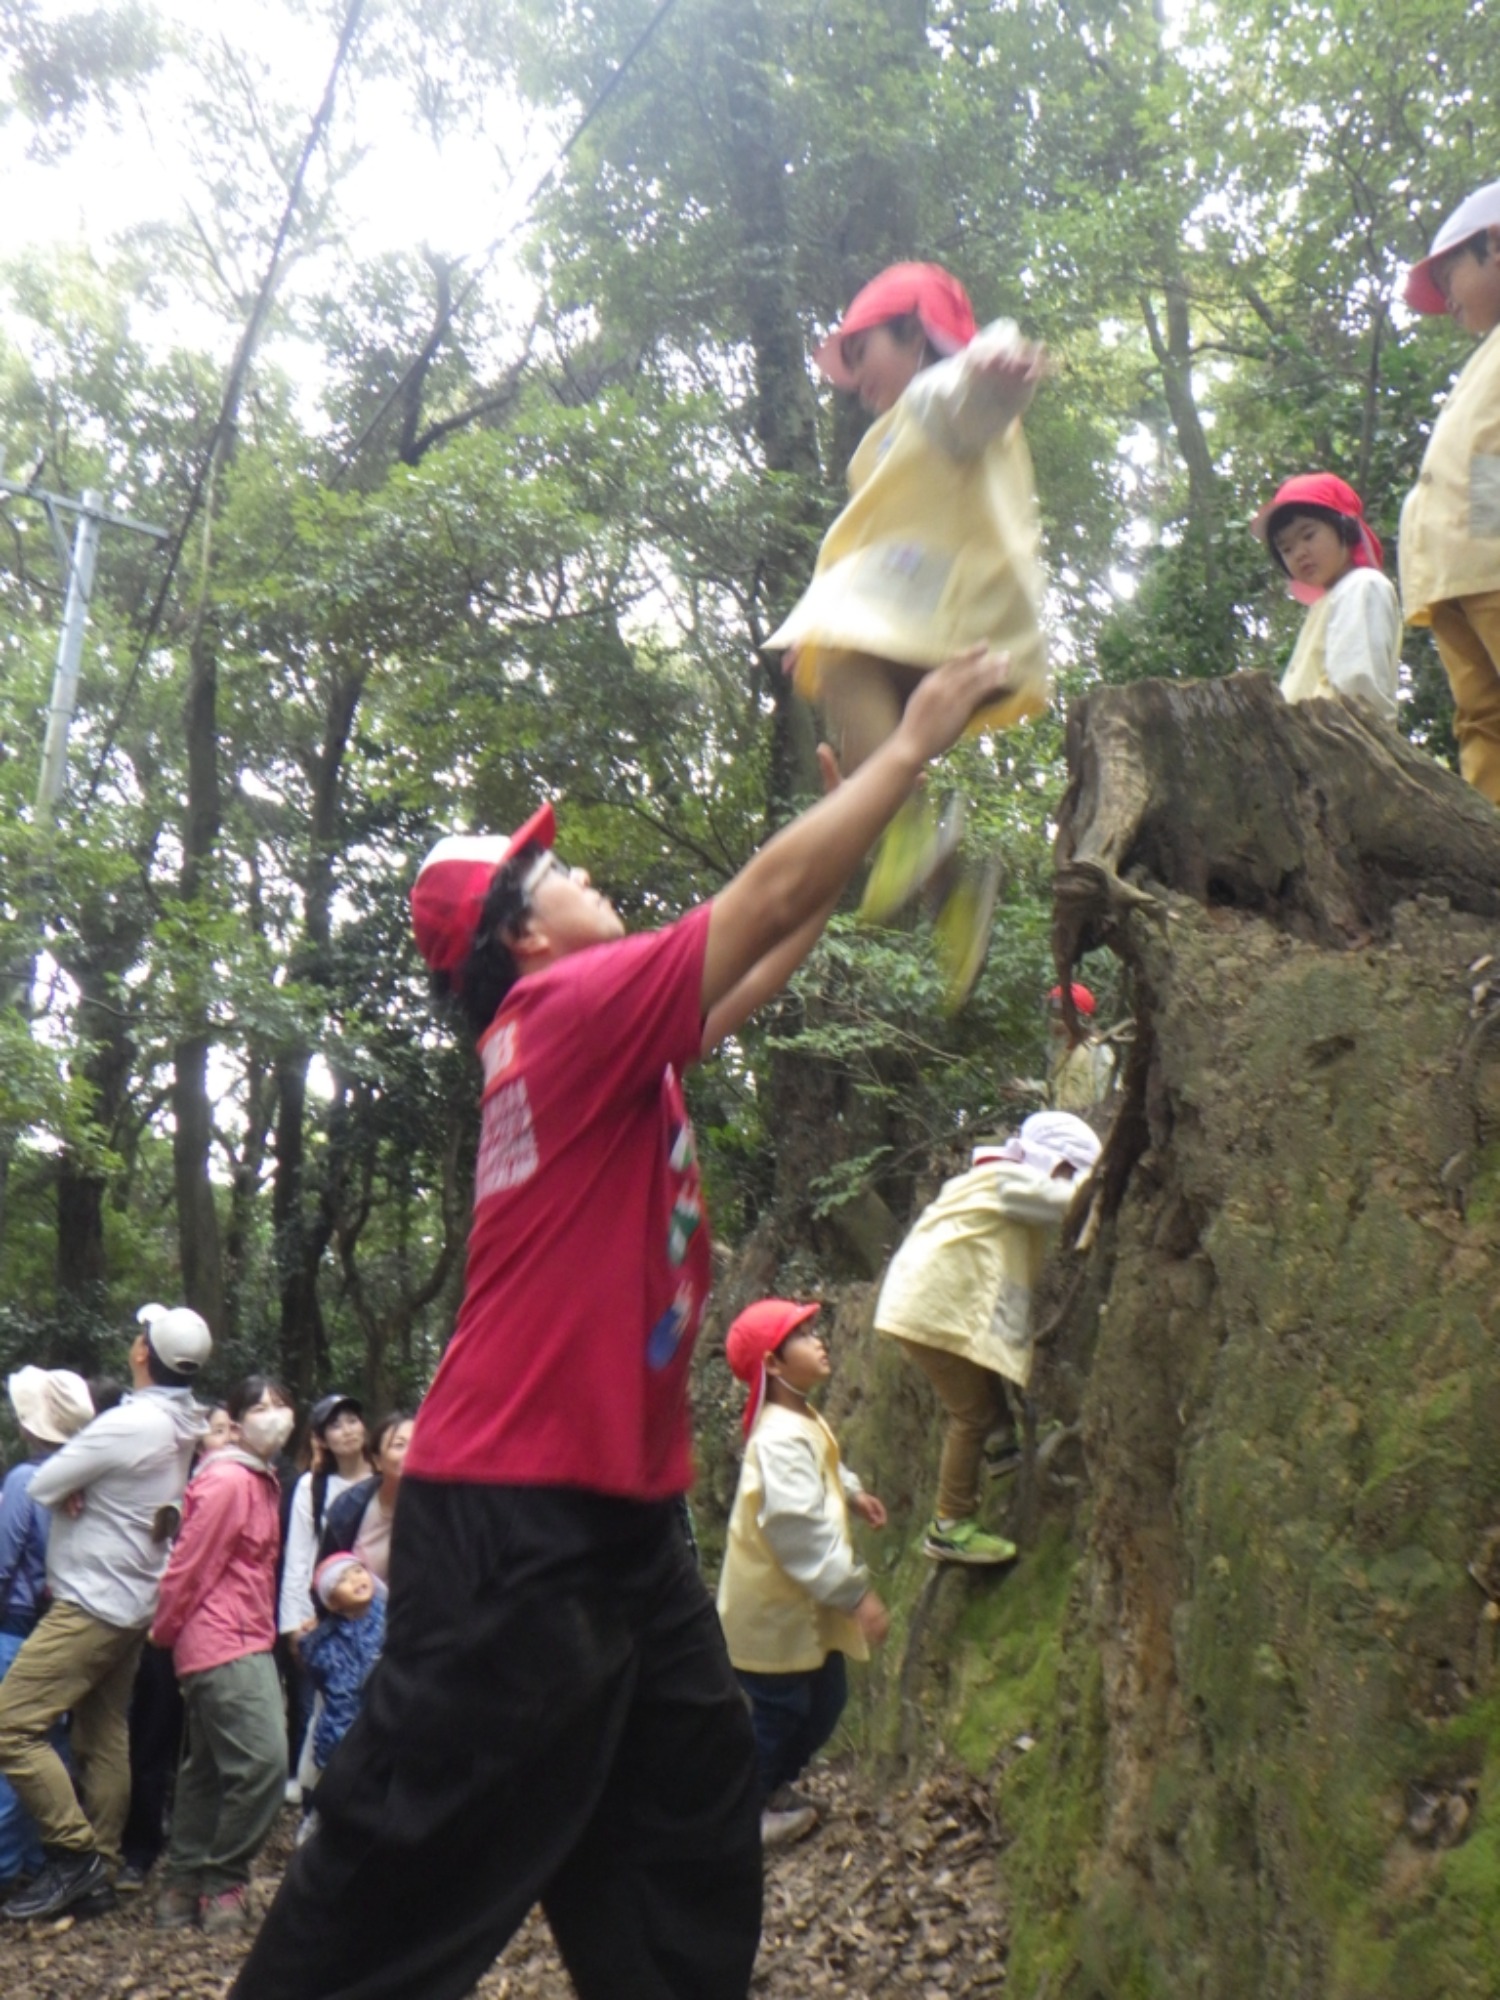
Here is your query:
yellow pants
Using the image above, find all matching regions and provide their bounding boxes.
[0,1601,145,1862]
[1430,590,1500,806]
[897,1338,1008,1522]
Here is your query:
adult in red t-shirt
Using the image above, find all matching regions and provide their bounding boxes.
[233,644,1016,2000]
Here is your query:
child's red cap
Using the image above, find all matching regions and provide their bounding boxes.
[814,263,976,391]
[410,804,555,974]
[725,1299,820,1438]
[1250,472,1383,606]
[1048,982,1096,1016]
[1404,180,1500,315]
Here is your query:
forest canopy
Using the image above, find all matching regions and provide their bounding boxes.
[0,0,1493,1404]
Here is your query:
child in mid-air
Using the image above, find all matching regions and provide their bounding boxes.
[766,261,1050,1006]
[716,1300,888,1851]
[298,1555,386,1787]
[1251,472,1400,723]
[1399,178,1500,805]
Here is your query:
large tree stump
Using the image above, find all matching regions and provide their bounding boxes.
[1003,678,1500,2000]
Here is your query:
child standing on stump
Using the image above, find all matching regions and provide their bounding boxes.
[874,1112,1099,1565]
[766,262,1050,1008]
[717,1301,889,1850]
[1251,472,1400,723]
[1399,178,1500,805]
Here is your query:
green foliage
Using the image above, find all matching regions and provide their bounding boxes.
[0,0,1494,1409]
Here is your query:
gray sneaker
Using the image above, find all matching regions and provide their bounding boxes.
[4,1849,111,1921]
[761,1804,818,1850]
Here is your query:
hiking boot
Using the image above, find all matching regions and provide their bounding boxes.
[115,1859,151,1894]
[932,852,1003,1013]
[154,1881,200,1930]
[3,1848,111,1920]
[923,1517,1018,1566]
[761,1804,819,1850]
[860,796,938,923]
[200,1883,253,1935]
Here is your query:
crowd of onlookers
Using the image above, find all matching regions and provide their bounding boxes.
[0,1302,411,1932]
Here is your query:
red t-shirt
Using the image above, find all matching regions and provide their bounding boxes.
[405,904,714,1498]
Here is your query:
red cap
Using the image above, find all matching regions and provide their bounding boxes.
[410,803,555,974]
[1048,982,1096,1016]
[814,263,976,391]
[1250,473,1384,606]
[725,1298,820,1438]
[1404,180,1500,315]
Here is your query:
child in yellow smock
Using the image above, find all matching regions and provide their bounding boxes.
[765,262,1049,1006]
[1250,472,1400,723]
[716,1300,888,1851]
[1399,179,1500,805]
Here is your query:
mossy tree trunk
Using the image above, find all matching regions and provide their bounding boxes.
[1005,675,1500,1998]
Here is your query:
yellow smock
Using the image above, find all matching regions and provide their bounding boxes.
[765,321,1049,736]
[1400,326,1500,622]
[1278,566,1400,723]
[716,1402,869,1676]
[873,1161,1074,1390]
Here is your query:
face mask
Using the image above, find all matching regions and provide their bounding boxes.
[240,1407,294,1459]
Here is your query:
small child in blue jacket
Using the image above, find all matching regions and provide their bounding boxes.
[300,1554,387,1775]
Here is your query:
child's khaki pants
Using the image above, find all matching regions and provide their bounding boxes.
[897,1339,1008,1522]
[1431,590,1500,806]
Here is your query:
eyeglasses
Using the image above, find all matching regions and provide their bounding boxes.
[521,849,570,896]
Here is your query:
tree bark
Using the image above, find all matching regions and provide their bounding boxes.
[172,580,227,1335]
[999,676,1500,1997]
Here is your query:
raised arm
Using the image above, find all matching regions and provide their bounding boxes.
[701,645,1014,1016]
[701,746,841,1058]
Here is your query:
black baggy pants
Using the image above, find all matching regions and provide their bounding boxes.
[231,1479,762,2000]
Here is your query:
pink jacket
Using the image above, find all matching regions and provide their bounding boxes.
[151,1450,281,1677]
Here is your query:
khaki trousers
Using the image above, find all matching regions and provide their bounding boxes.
[1430,590,1500,806]
[818,654,925,772]
[0,1601,146,1861]
[897,1339,1008,1522]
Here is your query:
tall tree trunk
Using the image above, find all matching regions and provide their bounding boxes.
[173,561,227,1333]
[712,0,825,820]
[273,664,367,1391]
[997,675,1500,1996]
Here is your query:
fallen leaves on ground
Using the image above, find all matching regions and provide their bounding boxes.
[0,1763,1006,1999]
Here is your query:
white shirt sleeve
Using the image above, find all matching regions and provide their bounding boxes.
[279,1475,317,1632]
[1324,569,1400,723]
[902,320,1033,462]
[755,1431,870,1613]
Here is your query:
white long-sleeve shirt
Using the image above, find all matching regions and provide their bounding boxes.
[278,1469,353,1633]
[29,1388,206,1629]
[1279,566,1401,723]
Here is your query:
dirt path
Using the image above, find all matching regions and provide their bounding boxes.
[0,1765,1006,1999]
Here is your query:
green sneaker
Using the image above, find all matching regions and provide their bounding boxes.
[932,852,1003,1013]
[860,796,937,924]
[923,1517,1018,1566]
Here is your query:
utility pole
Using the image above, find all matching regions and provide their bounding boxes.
[0,465,170,1262]
[0,463,170,824]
